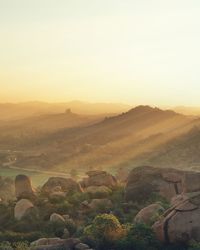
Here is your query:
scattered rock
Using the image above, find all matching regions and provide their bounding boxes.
[14,199,34,220]
[15,174,35,200]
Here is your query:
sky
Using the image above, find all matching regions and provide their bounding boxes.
[0,0,200,106]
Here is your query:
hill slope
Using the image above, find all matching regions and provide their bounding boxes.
[3,105,196,173]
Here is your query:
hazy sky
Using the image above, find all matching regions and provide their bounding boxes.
[1,0,200,106]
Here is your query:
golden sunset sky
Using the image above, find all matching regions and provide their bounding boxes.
[0,0,200,106]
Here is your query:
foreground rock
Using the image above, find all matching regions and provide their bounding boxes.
[80,170,117,189]
[15,174,35,200]
[14,199,34,220]
[42,177,82,195]
[30,237,91,250]
[134,203,164,225]
[125,166,185,202]
[153,192,200,243]
[153,172,200,243]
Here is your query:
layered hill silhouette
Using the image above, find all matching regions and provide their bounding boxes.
[0,101,130,120]
[1,105,199,173]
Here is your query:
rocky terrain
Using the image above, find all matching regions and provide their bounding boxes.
[0,166,200,250]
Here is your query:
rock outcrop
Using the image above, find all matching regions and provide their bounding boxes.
[14,199,34,220]
[42,177,82,195]
[125,166,185,202]
[50,213,66,224]
[15,174,35,200]
[134,203,165,225]
[30,237,90,250]
[84,185,112,198]
[153,171,200,243]
[80,170,117,189]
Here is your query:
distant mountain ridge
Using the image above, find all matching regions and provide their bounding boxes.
[0,101,130,120]
[0,105,196,173]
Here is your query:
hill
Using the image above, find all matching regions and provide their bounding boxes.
[0,101,130,120]
[2,105,196,173]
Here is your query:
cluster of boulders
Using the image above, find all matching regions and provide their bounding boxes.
[126,166,200,244]
[11,166,200,246]
[12,170,119,250]
[152,171,200,244]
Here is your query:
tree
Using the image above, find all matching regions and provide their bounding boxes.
[83,213,125,250]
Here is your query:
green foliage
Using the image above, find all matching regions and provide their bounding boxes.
[0,231,43,243]
[0,242,13,250]
[147,193,170,210]
[44,221,66,238]
[13,242,29,250]
[188,242,200,250]
[83,213,124,250]
[115,223,161,250]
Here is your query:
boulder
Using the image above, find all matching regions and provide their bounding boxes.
[80,170,117,189]
[15,174,35,200]
[182,172,200,193]
[134,203,164,225]
[152,192,200,243]
[75,243,90,250]
[50,213,65,224]
[84,185,112,197]
[14,199,34,220]
[125,166,185,202]
[42,177,82,195]
[30,237,70,250]
[89,198,113,210]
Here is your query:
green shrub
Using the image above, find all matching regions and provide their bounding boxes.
[115,223,161,250]
[44,221,66,238]
[0,242,13,250]
[13,241,29,250]
[83,213,125,250]
[188,242,200,250]
[0,231,44,243]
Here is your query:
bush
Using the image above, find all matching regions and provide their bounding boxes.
[13,242,29,250]
[0,231,44,243]
[83,213,125,250]
[0,242,13,250]
[115,223,161,250]
[44,221,66,238]
[188,242,200,250]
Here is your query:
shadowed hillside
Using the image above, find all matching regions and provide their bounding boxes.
[1,105,197,173]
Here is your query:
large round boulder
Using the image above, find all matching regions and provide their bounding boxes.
[152,192,200,243]
[125,166,184,202]
[14,198,34,220]
[15,174,35,200]
[84,185,112,198]
[42,177,82,195]
[80,170,117,189]
[134,203,165,225]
